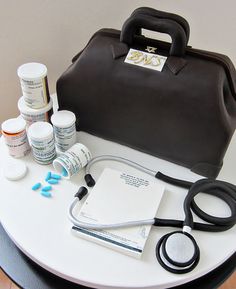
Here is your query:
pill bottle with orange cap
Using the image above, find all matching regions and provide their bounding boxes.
[1,118,31,158]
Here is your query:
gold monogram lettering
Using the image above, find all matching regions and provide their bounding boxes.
[126,50,166,69]
[151,56,161,66]
[128,51,163,67]
[127,51,143,61]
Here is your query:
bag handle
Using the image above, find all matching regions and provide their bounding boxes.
[120,14,187,57]
[130,7,190,43]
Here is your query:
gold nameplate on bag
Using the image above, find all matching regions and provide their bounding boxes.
[124,48,167,72]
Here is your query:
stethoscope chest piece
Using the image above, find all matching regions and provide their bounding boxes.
[156,231,200,274]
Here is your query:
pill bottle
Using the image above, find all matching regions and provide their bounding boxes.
[51,110,76,152]
[17,63,50,109]
[28,122,56,165]
[1,118,31,158]
[53,143,91,179]
[18,96,53,128]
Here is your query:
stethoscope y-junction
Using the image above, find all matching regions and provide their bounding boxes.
[68,155,236,274]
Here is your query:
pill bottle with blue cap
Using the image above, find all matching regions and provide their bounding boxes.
[1,118,31,158]
[17,63,50,109]
[51,110,77,152]
[28,121,56,165]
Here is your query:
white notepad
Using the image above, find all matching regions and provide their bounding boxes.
[72,168,165,258]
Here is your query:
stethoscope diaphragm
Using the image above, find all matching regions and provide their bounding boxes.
[156,231,200,274]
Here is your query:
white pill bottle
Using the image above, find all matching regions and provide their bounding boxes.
[53,143,91,179]
[51,110,77,152]
[28,122,56,164]
[18,96,53,127]
[17,63,50,109]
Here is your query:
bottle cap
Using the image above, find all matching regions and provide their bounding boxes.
[1,118,27,134]
[18,96,53,115]
[28,121,54,141]
[51,110,76,128]
[17,63,47,80]
[3,160,28,181]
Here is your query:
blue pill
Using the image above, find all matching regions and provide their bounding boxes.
[61,167,68,177]
[51,173,62,180]
[45,172,52,181]
[42,185,52,192]
[32,183,41,191]
[48,179,59,185]
[41,191,52,198]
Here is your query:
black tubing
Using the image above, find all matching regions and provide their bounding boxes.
[154,178,236,232]
[155,171,193,189]
[183,179,236,230]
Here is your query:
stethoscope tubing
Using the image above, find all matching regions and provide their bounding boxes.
[69,155,236,233]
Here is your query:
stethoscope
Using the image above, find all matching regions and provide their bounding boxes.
[68,155,236,274]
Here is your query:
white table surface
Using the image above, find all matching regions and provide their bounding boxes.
[0,129,236,289]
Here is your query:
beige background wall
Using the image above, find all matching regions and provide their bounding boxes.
[0,0,235,123]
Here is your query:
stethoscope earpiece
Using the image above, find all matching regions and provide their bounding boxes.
[84,174,96,187]
[156,231,200,274]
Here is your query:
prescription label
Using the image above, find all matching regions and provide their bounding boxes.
[31,137,56,165]
[20,76,49,109]
[3,130,31,158]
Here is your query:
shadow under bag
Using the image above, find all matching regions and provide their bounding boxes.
[57,7,236,178]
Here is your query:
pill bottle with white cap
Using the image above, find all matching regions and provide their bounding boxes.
[18,96,53,128]
[1,118,31,158]
[17,62,50,109]
[28,122,56,165]
[53,143,91,179]
[51,110,77,152]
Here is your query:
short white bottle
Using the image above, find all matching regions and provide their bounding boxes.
[28,122,56,164]
[51,110,77,152]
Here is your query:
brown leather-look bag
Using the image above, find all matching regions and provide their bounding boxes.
[56,7,236,178]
